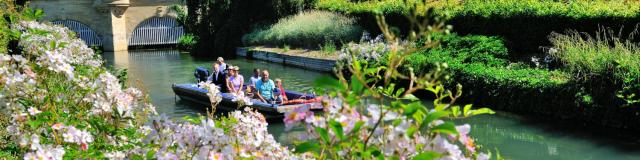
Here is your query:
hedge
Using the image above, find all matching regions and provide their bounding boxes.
[318,0,640,55]
[394,34,640,129]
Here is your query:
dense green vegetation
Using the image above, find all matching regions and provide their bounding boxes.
[398,34,571,102]
[318,0,640,54]
[242,10,363,49]
[184,0,316,56]
[317,0,640,18]
[177,34,197,51]
[550,30,640,106]
[364,31,640,128]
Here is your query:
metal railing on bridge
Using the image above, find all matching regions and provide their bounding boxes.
[52,20,103,47]
[128,17,184,47]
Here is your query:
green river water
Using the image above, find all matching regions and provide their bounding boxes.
[104,50,640,160]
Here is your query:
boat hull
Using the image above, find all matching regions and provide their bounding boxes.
[172,83,321,119]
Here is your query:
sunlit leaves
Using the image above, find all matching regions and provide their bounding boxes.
[412,151,441,160]
[430,122,458,136]
[294,141,320,153]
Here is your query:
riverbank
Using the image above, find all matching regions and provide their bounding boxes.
[236,47,337,72]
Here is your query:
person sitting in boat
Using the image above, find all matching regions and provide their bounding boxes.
[216,57,227,74]
[255,70,276,103]
[207,63,228,92]
[274,78,288,103]
[226,66,244,96]
[248,68,261,93]
[275,78,323,105]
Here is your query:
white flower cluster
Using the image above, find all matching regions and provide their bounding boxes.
[0,54,37,99]
[339,33,389,63]
[199,81,223,106]
[86,72,155,117]
[1,21,155,159]
[23,144,65,160]
[285,98,489,160]
[61,125,94,150]
[142,108,304,160]
[15,21,102,80]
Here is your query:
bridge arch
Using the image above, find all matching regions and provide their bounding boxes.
[128,16,184,47]
[52,20,103,47]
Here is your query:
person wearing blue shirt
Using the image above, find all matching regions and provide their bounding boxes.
[255,70,276,103]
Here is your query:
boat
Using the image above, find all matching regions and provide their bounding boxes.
[172,83,323,119]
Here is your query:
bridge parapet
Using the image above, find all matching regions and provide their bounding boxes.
[30,0,183,51]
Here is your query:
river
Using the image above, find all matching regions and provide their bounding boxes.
[104,50,640,160]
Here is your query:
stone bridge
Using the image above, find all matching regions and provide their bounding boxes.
[30,0,184,51]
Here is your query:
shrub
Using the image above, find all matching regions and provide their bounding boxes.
[317,0,640,18]
[242,10,363,48]
[177,34,197,51]
[320,40,337,54]
[550,29,640,106]
[549,30,640,81]
[318,0,640,55]
[401,34,509,74]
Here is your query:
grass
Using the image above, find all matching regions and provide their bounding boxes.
[242,10,363,48]
[316,0,640,19]
[320,40,337,54]
[549,29,640,81]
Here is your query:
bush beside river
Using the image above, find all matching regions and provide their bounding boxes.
[368,32,640,130]
[318,0,640,54]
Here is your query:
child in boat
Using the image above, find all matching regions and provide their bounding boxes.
[275,79,288,103]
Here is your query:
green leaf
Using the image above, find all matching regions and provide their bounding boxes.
[469,108,496,116]
[350,121,365,135]
[451,106,460,117]
[401,94,420,101]
[431,122,459,136]
[463,104,472,117]
[412,151,442,160]
[316,127,330,143]
[407,126,417,136]
[27,120,43,129]
[394,87,406,97]
[385,83,396,95]
[313,76,345,92]
[423,111,449,126]
[294,141,320,153]
[50,40,56,49]
[329,120,345,140]
[181,115,201,124]
[351,75,365,95]
[404,101,423,116]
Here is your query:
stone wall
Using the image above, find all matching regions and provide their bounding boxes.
[29,0,183,51]
[236,48,336,72]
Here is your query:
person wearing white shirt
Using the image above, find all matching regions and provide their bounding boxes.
[217,57,227,74]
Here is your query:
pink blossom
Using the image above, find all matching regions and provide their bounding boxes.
[27,107,42,116]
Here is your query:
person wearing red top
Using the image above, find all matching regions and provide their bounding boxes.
[275,79,288,103]
[275,79,322,105]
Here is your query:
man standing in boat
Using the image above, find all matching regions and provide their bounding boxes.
[208,63,228,92]
[217,57,227,74]
[255,70,276,104]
